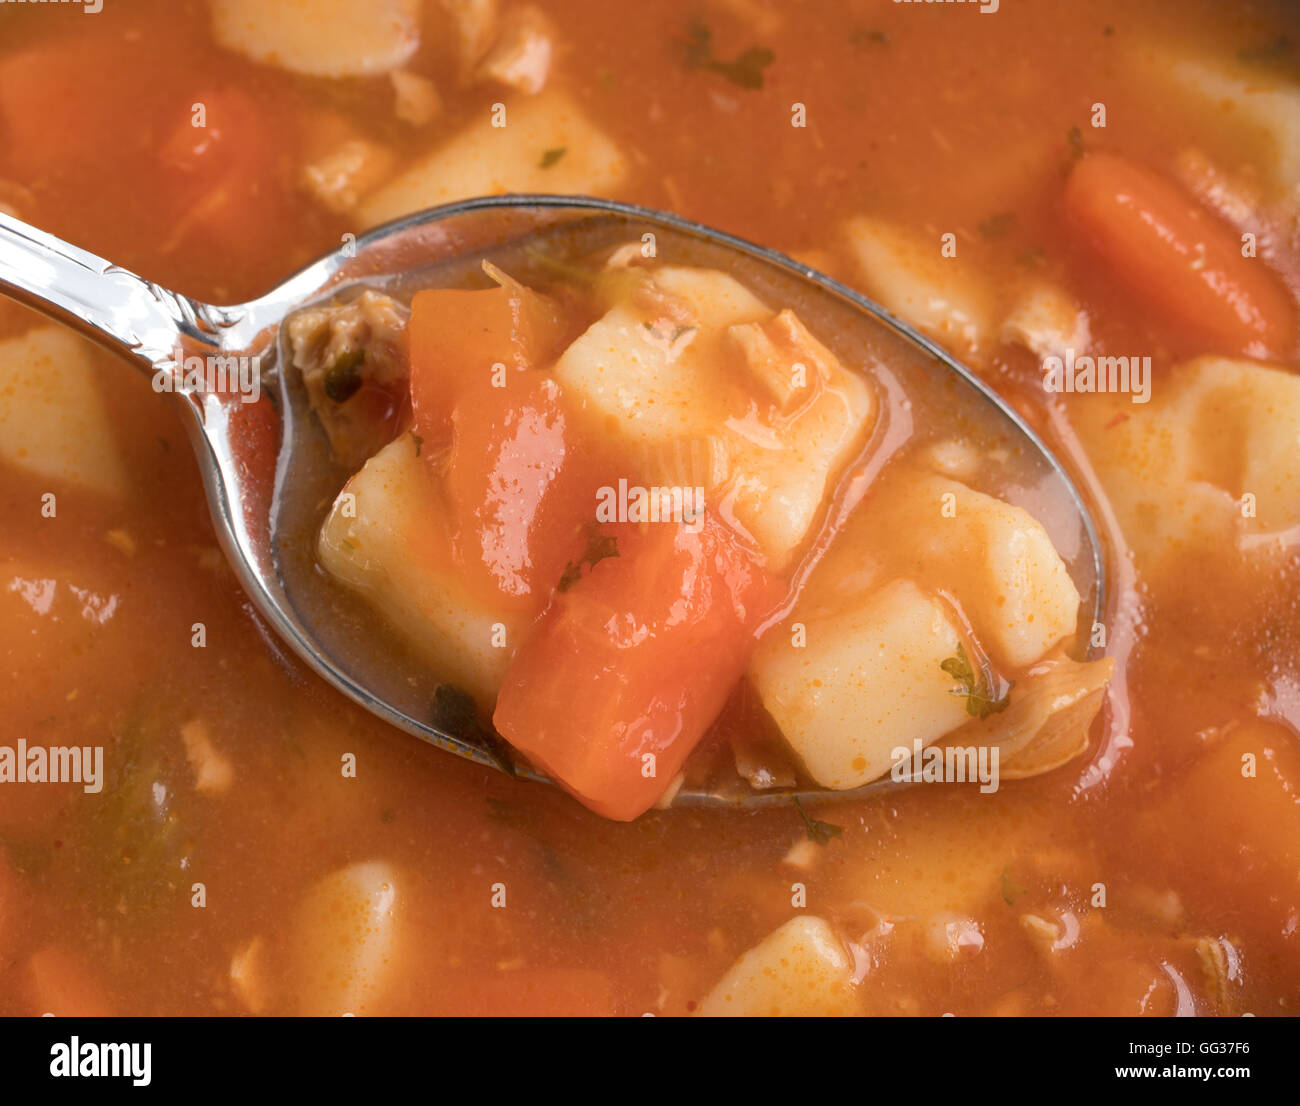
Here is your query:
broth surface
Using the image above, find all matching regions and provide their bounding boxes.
[0,0,1297,1015]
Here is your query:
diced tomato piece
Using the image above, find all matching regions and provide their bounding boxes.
[153,86,282,249]
[493,517,780,821]
[1063,153,1295,357]
[408,280,568,443]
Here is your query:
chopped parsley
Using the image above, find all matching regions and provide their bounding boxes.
[1065,124,1085,162]
[643,320,697,344]
[557,531,619,593]
[851,29,890,47]
[323,347,365,402]
[411,432,424,457]
[681,21,774,90]
[977,212,1017,240]
[1015,245,1046,269]
[941,642,1014,719]
[1000,865,1026,905]
[539,146,567,169]
[793,795,843,845]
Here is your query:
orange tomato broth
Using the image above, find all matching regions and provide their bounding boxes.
[0,0,1298,1015]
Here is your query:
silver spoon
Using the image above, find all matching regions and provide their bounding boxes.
[0,196,1105,808]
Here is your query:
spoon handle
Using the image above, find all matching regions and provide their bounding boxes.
[0,211,217,373]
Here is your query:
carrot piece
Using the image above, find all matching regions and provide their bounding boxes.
[493,517,779,821]
[444,374,599,609]
[1063,153,1295,357]
[25,947,114,1017]
[409,280,593,609]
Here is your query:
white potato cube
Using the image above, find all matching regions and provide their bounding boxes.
[211,0,421,78]
[555,267,873,567]
[552,266,767,444]
[723,309,875,567]
[292,861,402,1016]
[0,326,127,497]
[844,215,994,359]
[1078,357,1300,558]
[1132,44,1300,196]
[359,90,628,226]
[318,433,523,703]
[751,580,970,790]
[908,477,1081,670]
[697,916,856,1017]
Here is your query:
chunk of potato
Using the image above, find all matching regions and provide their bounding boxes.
[318,433,523,703]
[1131,44,1300,197]
[552,266,767,444]
[751,580,970,790]
[555,267,873,566]
[723,310,875,567]
[809,471,1082,670]
[210,0,421,78]
[1077,357,1300,560]
[844,216,994,359]
[899,476,1082,670]
[292,861,402,1016]
[359,90,628,226]
[0,326,127,497]
[696,916,857,1016]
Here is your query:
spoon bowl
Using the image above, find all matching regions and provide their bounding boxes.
[0,196,1105,808]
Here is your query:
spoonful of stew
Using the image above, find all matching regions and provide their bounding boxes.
[0,197,1109,820]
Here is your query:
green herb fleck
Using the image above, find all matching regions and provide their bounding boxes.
[941,642,1014,719]
[793,796,843,846]
[323,348,365,402]
[1016,245,1046,269]
[643,320,697,344]
[431,684,517,777]
[977,212,1017,240]
[1065,125,1084,162]
[851,29,890,47]
[557,531,620,592]
[681,21,774,90]
[1000,865,1026,905]
[539,146,567,169]
[411,432,424,457]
